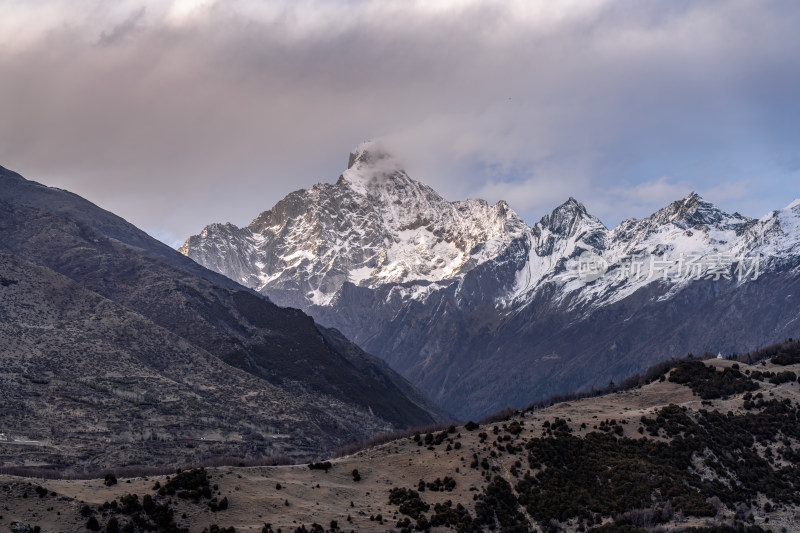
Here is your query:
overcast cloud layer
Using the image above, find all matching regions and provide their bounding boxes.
[1,0,800,247]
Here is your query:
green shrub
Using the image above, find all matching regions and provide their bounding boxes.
[164,468,212,500]
[388,487,430,519]
[474,476,528,530]
[771,349,800,366]
[669,361,758,399]
[308,462,332,472]
[769,371,796,385]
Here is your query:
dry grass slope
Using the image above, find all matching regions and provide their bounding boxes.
[4,356,800,532]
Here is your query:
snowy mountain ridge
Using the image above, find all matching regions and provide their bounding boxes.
[181,143,800,313]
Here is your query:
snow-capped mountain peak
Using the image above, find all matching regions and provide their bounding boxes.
[537,197,607,240]
[340,140,411,197]
[526,198,609,262]
[540,197,584,231]
[181,143,528,307]
[644,192,749,230]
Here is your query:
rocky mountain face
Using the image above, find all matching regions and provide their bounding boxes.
[180,142,527,309]
[181,143,800,418]
[0,164,445,471]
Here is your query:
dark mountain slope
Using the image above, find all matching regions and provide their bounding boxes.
[0,250,363,468]
[0,165,446,469]
[0,164,239,289]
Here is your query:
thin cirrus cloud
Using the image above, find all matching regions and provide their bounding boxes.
[0,0,799,247]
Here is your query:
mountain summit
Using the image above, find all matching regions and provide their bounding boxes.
[181,145,800,418]
[643,191,752,231]
[346,139,396,170]
[182,143,526,308]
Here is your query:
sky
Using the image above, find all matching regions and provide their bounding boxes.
[1,0,800,248]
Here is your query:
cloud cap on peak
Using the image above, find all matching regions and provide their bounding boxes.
[347,140,398,170]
